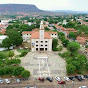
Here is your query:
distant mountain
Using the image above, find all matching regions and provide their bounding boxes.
[50,10,88,14]
[0,4,87,15]
[0,4,42,13]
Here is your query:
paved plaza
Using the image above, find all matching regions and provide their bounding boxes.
[20,52,66,78]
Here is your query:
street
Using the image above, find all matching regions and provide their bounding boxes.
[0,79,88,88]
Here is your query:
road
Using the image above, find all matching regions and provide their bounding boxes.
[0,79,88,88]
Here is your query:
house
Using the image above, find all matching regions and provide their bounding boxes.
[22,21,58,52]
[76,36,86,46]
[62,20,68,25]
[0,28,6,34]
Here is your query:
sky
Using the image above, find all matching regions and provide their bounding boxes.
[0,0,88,11]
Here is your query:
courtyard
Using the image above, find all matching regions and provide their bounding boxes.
[20,52,67,78]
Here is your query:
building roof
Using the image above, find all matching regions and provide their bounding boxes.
[76,36,86,43]
[22,31,32,34]
[22,28,57,39]
[31,31,52,39]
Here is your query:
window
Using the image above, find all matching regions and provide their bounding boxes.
[36,41,38,43]
[45,45,47,46]
[36,45,38,46]
[41,41,43,43]
[45,41,48,43]
[36,48,38,51]
[45,48,47,51]
[41,45,43,46]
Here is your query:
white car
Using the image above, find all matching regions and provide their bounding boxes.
[0,79,4,84]
[5,79,10,84]
[55,76,61,81]
[16,79,20,83]
[64,77,70,81]
[81,75,85,80]
[79,86,87,88]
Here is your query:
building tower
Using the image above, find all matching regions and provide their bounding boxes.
[39,21,44,40]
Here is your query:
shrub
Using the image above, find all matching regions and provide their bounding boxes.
[20,51,28,57]
[58,46,63,51]
[21,70,30,78]
[66,64,76,74]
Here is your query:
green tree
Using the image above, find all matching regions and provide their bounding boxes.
[0,68,4,76]
[62,39,69,47]
[66,64,76,74]
[21,70,30,78]
[6,29,23,46]
[45,27,50,31]
[13,67,24,76]
[67,42,80,54]
[68,32,77,40]
[8,51,14,59]
[52,39,58,51]
[2,38,12,49]
[11,59,21,65]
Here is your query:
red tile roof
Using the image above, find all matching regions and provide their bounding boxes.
[22,28,57,39]
[22,31,32,34]
[76,36,86,43]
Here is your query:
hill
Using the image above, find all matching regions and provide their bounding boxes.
[0,4,42,13]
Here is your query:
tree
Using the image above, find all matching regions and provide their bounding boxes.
[52,39,58,51]
[0,68,4,76]
[67,42,80,54]
[11,59,21,65]
[8,51,14,59]
[68,32,77,40]
[6,29,23,46]
[21,70,30,78]
[62,39,69,47]
[66,64,76,74]
[45,27,50,31]
[2,38,12,49]
[0,52,6,59]
[13,67,24,76]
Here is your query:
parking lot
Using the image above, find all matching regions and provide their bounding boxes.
[20,52,66,78]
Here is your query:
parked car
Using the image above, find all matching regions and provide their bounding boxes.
[75,76,82,81]
[46,77,53,82]
[16,79,20,83]
[0,79,4,84]
[5,79,10,84]
[64,77,70,81]
[79,86,87,88]
[55,76,61,81]
[58,81,66,84]
[69,77,75,81]
[84,75,88,78]
[81,75,85,80]
[38,77,45,82]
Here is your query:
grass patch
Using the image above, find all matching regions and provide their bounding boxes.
[0,50,10,57]
[17,49,29,53]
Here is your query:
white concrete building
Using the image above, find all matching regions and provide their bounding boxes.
[22,21,58,52]
[0,35,7,44]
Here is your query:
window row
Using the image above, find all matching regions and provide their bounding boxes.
[36,41,48,43]
[36,45,47,47]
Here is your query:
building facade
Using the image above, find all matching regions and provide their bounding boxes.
[22,21,58,52]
